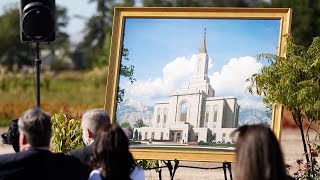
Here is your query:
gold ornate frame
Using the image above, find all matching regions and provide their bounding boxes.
[104,7,292,162]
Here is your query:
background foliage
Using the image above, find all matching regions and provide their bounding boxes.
[0,0,319,125]
[247,36,320,179]
[51,112,84,153]
[0,70,105,126]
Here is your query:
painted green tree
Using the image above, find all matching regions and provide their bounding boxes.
[134,119,145,128]
[247,36,320,177]
[133,129,139,141]
[121,122,133,139]
[117,46,136,103]
[121,122,132,129]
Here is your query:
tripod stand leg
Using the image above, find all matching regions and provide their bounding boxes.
[35,43,41,108]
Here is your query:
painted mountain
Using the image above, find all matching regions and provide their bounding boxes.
[238,108,271,126]
[116,99,271,127]
[116,99,153,127]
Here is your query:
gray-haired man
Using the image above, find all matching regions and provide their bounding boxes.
[68,109,110,177]
[0,108,85,180]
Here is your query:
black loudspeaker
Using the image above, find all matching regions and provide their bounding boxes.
[20,0,55,43]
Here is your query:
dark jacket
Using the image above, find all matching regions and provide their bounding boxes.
[68,143,94,178]
[0,148,85,180]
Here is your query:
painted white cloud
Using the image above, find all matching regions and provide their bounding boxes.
[209,56,264,108]
[162,56,196,88]
[124,55,263,107]
[238,98,266,109]
[124,55,202,103]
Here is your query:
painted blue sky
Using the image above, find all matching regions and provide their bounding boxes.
[123,18,279,78]
[120,18,280,107]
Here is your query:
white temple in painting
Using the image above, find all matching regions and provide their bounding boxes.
[134,29,240,143]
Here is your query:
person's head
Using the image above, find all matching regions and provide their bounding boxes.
[1,119,20,152]
[234,124,287,180]
[81,109,110,145]
[92,123,135,179]
[18,108,52,151]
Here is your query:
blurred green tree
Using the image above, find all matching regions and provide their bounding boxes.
[142,0,255,7]
[78,0,134,68]
[49,6,71,70]
[0,8,31,70]
[264,0,320,46]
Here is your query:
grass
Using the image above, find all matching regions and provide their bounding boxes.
[0,70,107,126]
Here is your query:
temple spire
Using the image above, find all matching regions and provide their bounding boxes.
[199,27,207,53]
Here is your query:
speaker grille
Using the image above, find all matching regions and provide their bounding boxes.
[20,0,55,43]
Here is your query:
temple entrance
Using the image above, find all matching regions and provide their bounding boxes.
[169,131,183,143]
[176,133,181,142]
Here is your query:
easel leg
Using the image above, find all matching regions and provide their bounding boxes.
[223,162,228,180]
[158,169,162,180]
[163,161,173,179]
[163,160,179,180]
[172,159,179,179]
[227,162,233,180]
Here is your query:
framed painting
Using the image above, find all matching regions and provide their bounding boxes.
[104,7,292,162]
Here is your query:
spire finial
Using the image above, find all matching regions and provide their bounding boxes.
[199,27,207,53]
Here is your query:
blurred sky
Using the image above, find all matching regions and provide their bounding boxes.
[0,0,271,44]
[0,0,96,44]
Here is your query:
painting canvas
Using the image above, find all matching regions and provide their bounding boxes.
[105,8,292,162]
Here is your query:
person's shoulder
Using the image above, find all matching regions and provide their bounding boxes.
[0,152,18,166]
[0,150,46,177]
[54,152,82,165]
[89,169,102,180]
[68,144,94,156]
[0,150,36,165]
[130,166,145,180]
[0,152,17,158]
[68,146,83,156]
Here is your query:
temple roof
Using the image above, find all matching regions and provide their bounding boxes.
[199,27,207,53]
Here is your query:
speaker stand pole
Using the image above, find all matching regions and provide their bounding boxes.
[35,43,41,108]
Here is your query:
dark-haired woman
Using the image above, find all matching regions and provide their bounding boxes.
[234,124,293,180]
[89,124,144,180]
